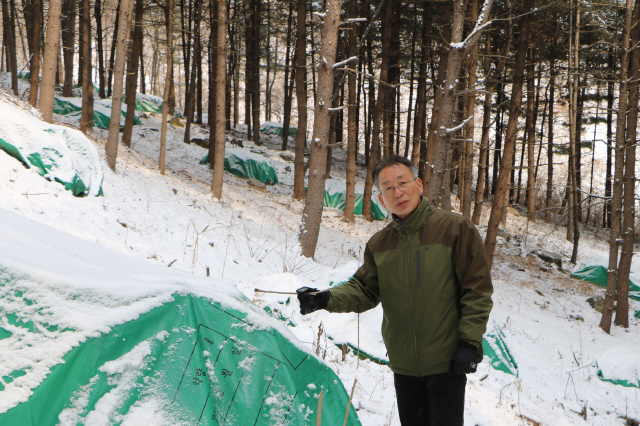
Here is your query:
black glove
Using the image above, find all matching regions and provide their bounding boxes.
[296,287,330,315]
[449,340,478,374]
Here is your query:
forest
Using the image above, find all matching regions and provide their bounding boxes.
[2,0,638,331]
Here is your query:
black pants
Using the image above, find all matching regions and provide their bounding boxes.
[394,372,466,426]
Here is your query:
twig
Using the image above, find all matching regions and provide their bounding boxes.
[316,390,323,426]
[343,379,358,426]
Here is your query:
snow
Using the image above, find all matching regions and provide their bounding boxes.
[1,84,640,425]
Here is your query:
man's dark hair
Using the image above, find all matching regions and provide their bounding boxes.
[372,155,419,190]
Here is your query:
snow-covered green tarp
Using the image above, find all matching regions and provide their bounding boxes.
[595,348,640,388]
[571,258,640,301]
[323,179,388,221]
[54,96,141,130]
[200,148,279,186]
[124,92,164,114]
[0,209,360,426]
[259,122,297,138]
[482,320,518,376]
[0,100,103,197]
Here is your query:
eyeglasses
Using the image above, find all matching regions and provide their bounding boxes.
[381,178,417,196]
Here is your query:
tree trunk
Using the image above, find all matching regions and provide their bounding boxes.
[484,0,531,267]
[107,1,121,98]
[95,0,106,99]
[27,0,42,106]
[292,0,307,201]
[160,0,174,175]
[61,0,76,97]
[183,0,202,145]
[425,0,493,209]
[122,0,144,146]
[207,0,218,164]
[38,0,63,122]
[545,59,555,223]
[412,2,430,166]
[251,0,261,145]
[404,7,417,158]
[343,0,358,223]
[362,0,392,222]
[600,0,635,334]
[105,0,134,171]
[299,0,341,258]
[211,0,227,199]
[79,0,93,133]
[604,50,614,229]
[2,0,18,95]
[461,0,479,219]
[614,0,640,328]
[568,1,581,263]
[526,47,537,221]
[281,0,294,151]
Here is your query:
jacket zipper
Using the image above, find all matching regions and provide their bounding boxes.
[402,224,421,375]
[416,251,421,289]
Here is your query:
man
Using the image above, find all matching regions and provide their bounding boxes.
[297,155,493,426]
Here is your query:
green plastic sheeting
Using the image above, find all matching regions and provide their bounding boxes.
[482,321,518,376]
[322,179,388,221]
[53,97,141,130]
[124,92,164,114]
[0,126,102,197]
[635,310,640,319]
[200,150,279,186]
[259,122,297,138]
[0,293,360,426]
[596,367,640,389]
[571,262,640,301]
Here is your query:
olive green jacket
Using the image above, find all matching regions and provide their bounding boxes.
[326,197,493,376]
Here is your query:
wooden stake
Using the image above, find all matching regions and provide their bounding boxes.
[343,379,357,426]
[254,288,320,295]
[316,390,323,426]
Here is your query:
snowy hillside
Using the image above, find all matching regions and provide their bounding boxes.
[1,91,639,425]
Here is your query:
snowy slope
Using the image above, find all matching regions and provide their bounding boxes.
[1,91,639,425]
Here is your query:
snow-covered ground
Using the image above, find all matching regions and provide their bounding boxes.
[1,85,639,425]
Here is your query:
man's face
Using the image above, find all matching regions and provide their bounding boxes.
[377,163,424,219]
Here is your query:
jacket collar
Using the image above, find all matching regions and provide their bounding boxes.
[392,196,432,234]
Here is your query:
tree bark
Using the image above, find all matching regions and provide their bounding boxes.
[27,0,42,106]
[211,0,227,199]
[160,0,174,175]
[79,0,93,133]
[412,2,431,166]
[2,0,18,95]
[122,0,144,146]
[183,0,202,145]
[61,0,76,97]
[107,1,121,98]
[95,0,106,99]
[425,0,493,209]
[343,0,358,223]
[281,0,294,151]
[545,59,556,223]
[484,0,531,267]
[461,0,479,219]
[292,0,307,201]
[614,0,640,328]
[251,0,261,144]
[299,0,341,258]
[525,47,536,221]
[105,0,134,171]
[38,0,63,122]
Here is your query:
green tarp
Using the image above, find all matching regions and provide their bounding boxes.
[482,321,518,376]
[124,92,164,114]
[0,102,103,197]
[200,149,279,186]
[0,293,360,426]
[259,122,297,138]
[53,97,141,130]
[322,179,388,221]
[571,261,640,301]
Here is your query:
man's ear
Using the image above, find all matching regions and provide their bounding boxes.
[378,193,386,208]
[417,178,424,195]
